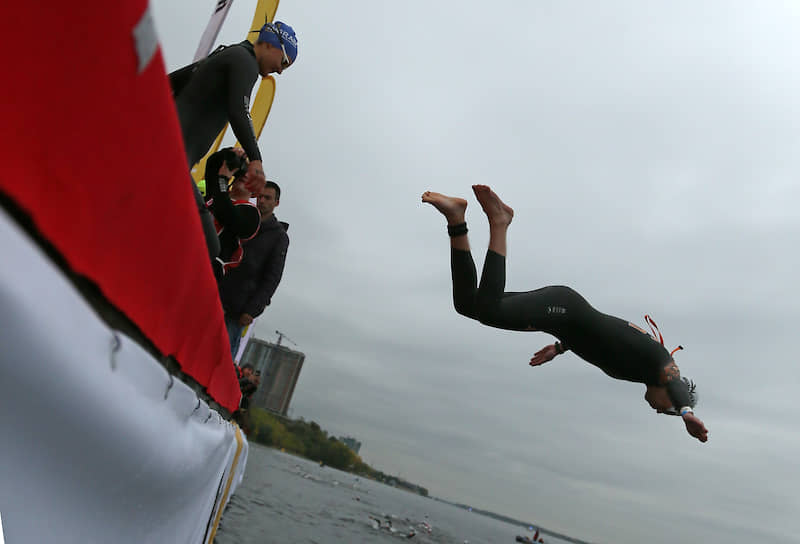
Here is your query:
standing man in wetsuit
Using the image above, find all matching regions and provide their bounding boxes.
[421,185,709,443]
[170,21,298,258]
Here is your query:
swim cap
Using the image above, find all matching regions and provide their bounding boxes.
[683,377,698,408]
[257,21,298,63]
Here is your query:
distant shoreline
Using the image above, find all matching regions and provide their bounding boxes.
[431,497,596,544]
[245,409,430,496]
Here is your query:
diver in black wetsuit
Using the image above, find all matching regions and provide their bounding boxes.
[169,21,298,259]
[421,185,709,443]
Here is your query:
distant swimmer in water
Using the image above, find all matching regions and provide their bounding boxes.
[421,185,709,443]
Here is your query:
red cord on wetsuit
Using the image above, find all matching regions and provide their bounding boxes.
[644,314,683,357]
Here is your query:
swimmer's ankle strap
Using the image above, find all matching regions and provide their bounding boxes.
[447,222,468,237]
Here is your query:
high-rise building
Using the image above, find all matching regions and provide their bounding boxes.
[240,337,305,416]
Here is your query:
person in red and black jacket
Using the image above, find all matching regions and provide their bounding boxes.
[204,147,261,283]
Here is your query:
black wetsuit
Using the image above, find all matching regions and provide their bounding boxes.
[452,248,691,407]
[171,41,262,165]
[169,41,262,260]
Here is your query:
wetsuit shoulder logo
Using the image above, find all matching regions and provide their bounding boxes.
[244,96,253,123]
[547,306,567,315]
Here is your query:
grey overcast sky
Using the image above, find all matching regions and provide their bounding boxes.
[152,2,800,543]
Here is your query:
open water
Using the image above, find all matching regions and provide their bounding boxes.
[215,443,578,544]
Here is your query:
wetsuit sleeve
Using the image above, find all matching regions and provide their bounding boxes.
[225,48,262,162]
[204,150,235,220]
[242,231,289,318]
[204,151,228,201]
[665,377,691,409]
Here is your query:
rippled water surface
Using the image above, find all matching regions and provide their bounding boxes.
[216,443,575,544]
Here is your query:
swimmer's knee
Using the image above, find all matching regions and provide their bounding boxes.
[454,299,478,320]
[474,300,502,325]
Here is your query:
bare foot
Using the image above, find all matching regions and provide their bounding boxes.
[421,191,468,224]
[472,185,513,226]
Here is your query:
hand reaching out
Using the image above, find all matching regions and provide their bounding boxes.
[682,413,709,443]
[529,344,558,367]
[244,159,266,194]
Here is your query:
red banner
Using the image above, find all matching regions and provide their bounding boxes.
[0,1,241,412]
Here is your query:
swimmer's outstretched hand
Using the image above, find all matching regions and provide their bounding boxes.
[244,159,266,193]
[683,412,709,443]
[529,344,557,367]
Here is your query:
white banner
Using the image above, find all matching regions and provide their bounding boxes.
[0,209,248,544]
[193,0,236,61]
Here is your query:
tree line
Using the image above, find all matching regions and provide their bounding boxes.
[247,408,428,497]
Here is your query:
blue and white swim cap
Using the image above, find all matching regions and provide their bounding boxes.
[257,21,298,63]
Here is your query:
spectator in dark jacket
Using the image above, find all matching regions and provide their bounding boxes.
[239,371,260,409]
[220,180,289,357]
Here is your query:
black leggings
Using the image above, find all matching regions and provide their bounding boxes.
[451,248,594,336]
